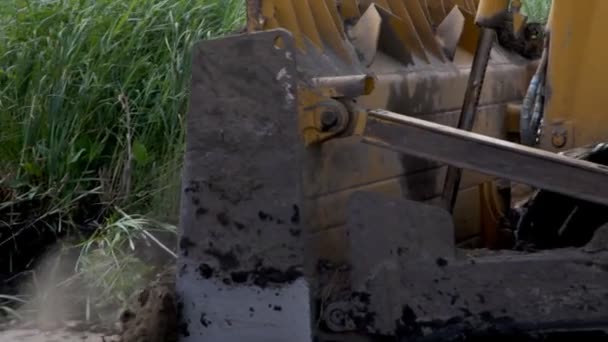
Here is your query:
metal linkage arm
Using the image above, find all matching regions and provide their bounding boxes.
[360,109,608,206]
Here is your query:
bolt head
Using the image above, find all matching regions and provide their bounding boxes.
[321,111,339,131]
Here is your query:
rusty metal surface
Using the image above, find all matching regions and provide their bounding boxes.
[177,29,311,342]
[343,192,608,339]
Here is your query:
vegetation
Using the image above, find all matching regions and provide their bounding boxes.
[0,0,244,319]
[522,0,552,23]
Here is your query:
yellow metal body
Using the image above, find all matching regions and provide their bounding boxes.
[476,0,510,28]
[248,0,534,250]
[247,0,537,253]
[540,0,608,151]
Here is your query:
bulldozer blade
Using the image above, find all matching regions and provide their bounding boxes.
[340,192,608,339]
[176,29,312,342]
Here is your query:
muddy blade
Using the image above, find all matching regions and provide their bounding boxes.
[345,192,608,339]
[176,29,312,342]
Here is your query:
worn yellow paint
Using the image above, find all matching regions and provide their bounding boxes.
[246,0,537,246]
[248,0,486,67]
[340,0,361,19]
[292,1,324,49]
[506,103,522,134]
[475,0,510,28]
[402,0,446,61]
[298,89,350,146]
[541,0,608,151]
[459,9,481,55]
[480,181,506,247]
[376,4,429,64]
[425,0,448,26]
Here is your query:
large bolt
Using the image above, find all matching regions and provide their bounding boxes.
[321,111,339,131]
[328,308,346,327]
[551,127,567,149]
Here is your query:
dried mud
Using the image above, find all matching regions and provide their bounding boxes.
[118,269,177,342]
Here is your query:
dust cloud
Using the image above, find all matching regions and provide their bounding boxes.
[0,228,179,341]
[14,245,93,330]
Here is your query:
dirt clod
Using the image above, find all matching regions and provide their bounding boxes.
[583,223,608,253]
[119,271,177,342]
[436,257,448,267]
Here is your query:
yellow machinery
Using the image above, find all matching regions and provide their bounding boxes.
[176,1,608,341]
[243,0,537,249]
[541,0,608,151]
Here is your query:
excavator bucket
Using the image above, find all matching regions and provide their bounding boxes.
[176,1,608,341]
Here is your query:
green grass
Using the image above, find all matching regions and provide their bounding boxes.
[522,0,552,23]
[1,0,245,221]
[0,0,245,317]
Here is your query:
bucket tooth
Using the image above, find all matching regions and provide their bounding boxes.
[376,4,426,65]
[350,4,382,66]
[436,5,466,60]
